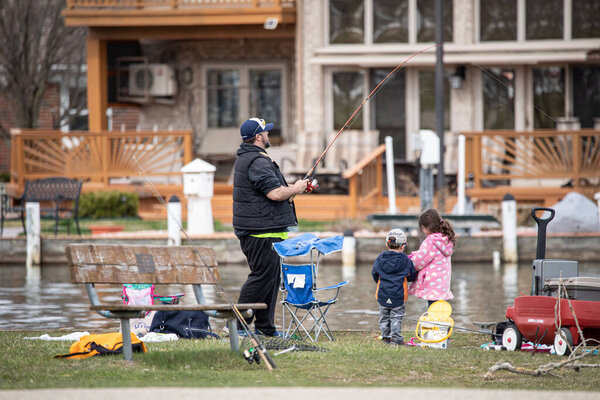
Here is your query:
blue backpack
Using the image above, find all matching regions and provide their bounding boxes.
[149,311,219,339]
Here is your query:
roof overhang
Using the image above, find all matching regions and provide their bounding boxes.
[62,7,295,28]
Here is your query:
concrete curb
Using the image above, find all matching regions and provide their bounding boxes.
[0,387,596,400]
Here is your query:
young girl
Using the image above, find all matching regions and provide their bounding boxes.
[408,208,456,307]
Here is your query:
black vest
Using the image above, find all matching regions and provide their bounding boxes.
[232,144,297,233]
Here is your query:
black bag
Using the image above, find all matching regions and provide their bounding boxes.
[493,321,508,344]
[150,310,219,339]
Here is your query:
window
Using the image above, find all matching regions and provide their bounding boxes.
[370,69,406,157]
[333,72,364,130]
[206,69,239,128]
[572,65,600,128]
[58,72,88,132]
[483,68,515,129]
[479,0,599,42]
[526,0,563,40]
[419,70,450,131]
[480,0,517,41]
[205,66,285,145]
[329,0,364,44]
[249,70,282,141]
[329,0,453,45]
[533,67,565,129]
[572,0,600,39]
[417,0,453,42]
[373,0,408,43]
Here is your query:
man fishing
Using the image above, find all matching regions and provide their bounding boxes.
[233,117,309,336]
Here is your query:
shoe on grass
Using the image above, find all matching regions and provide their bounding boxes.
[254,328,285,338]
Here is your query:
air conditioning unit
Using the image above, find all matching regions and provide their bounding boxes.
[128,64,177,97]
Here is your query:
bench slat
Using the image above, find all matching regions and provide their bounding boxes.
[90,303,267,312]
[66,244,219,284]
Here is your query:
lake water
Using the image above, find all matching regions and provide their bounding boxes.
[1,262,598,334]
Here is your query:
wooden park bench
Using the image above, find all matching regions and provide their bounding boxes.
[0,177,83,237]
[65,244,266,361]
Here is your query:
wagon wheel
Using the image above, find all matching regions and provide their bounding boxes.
[554,327,573,356]
[502,323,522,351]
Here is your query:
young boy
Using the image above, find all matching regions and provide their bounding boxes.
[371,228,417,345]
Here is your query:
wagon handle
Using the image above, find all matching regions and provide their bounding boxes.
[531,207,555,260]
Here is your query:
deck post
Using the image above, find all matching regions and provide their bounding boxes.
[384,136,396,214]
[25,202,41,267]
[502,193,518,263]
[167,195,182,246]
[86,35,108,131]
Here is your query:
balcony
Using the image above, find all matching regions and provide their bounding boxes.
[63,0,296,29]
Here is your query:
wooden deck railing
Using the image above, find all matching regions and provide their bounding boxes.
[462,129,600,203]
[9,129,193,189]
[65,0,294,9]
[342,143,385,218]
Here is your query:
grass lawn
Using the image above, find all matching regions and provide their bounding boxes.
[1,330,599,390]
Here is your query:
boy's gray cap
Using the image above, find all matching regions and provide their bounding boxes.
[386,228,407,245]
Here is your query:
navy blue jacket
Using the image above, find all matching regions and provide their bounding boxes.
[232,143,297,237]
[372,251,417,308]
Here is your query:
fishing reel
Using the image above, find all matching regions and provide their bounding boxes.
[305,178,318,193]
[243,347,261,365]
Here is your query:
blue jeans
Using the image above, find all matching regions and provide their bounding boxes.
[379,304,406,344]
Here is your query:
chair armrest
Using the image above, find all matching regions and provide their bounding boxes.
[316,281,349,291]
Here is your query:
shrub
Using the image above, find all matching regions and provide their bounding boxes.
[79,191,139,218]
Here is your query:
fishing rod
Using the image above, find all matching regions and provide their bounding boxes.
[131,155,277,370]
[303,43,441,183]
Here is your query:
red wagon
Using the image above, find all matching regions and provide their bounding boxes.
[501,208,600,356]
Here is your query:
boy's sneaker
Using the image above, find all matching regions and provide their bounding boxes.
[390,339,404,346]
[382,337,391,344]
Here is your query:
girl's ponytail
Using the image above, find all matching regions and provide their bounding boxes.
[439,218,456,246]
[418,208,456,246]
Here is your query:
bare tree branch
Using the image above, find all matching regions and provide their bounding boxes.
[0,0,86,137]
[483,347,600,380]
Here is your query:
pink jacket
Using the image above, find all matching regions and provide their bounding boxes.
[407,232,454,301]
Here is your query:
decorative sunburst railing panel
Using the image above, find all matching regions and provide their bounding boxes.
[10,130,193,187]
[462,129,600,189]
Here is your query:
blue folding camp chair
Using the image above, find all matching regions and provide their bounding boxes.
[273,233,348,341]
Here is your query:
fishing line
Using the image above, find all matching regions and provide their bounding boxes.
[304,43,442,180]
[131,155,277,370]
[471,60,600,158]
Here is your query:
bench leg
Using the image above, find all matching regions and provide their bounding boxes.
[120,318,133,362]
[227,318,239,352]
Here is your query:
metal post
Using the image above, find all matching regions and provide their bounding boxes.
[120,318,133,362]
[435,0,445,210]
[384,136,396,214]
[167,195,182,246]
[26,202,41,267]
[228,318,239,352]
[420,166,434,212]
[502,193,518,263]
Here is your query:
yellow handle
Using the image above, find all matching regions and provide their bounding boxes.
[415,320,454,343]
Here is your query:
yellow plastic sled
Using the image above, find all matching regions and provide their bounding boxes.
[415,300,454,349]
